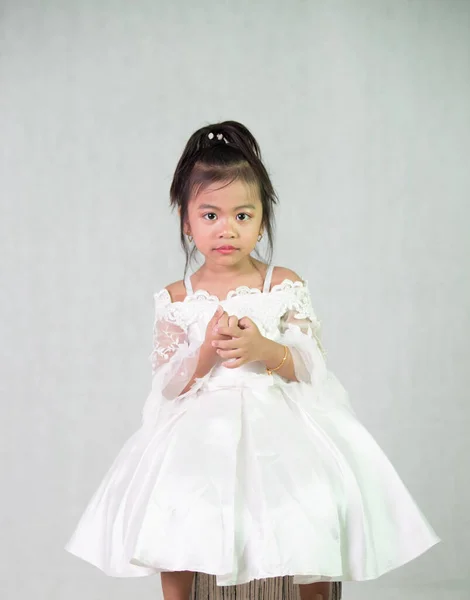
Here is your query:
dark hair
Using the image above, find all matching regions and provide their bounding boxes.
[169,120,278,276]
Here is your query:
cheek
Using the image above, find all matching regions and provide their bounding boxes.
[249,216,263,231]
[191,221,216,244]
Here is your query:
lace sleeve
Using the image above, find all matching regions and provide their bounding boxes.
[146,289,203,403]
[149,293,187,376]
[279,281,327,387]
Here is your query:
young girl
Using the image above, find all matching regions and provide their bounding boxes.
[65,121,440,600]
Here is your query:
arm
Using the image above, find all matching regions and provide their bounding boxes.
[178,341,218,395]
[148,289,211,401]
[149,291,227,400]
[142,290,220,427]
[262,279,327,387]
[259,339,299,382]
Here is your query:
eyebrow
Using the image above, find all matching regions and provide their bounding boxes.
[197,203,257,211]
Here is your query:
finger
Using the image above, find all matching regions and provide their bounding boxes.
[215,334,233,343]
[216,325,242,338]
[213,312,229,333]
[216,348,241,359]
[227,315,239,328]
[212,338,239,349]
[210,306,224,323]
[220,312,231,324]
[237,316,253,329]
[222,357,245,368]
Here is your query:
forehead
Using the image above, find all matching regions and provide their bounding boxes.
[191,179,261,210]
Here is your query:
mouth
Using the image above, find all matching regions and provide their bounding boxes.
[215,246,238,253]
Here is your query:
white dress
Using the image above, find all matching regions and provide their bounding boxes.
[64,265,440,586]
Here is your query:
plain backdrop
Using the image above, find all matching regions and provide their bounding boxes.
[1,1,468,599]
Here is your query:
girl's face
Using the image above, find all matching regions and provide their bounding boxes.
[186,179,263,265]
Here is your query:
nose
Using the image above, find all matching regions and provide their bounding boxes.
[219,230,235,239]
[217,219,237,238]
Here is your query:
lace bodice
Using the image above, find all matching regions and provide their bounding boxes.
[158,276,315,321]
[138,269,334,425]
[149,277,325,376]
[139,267,354,426]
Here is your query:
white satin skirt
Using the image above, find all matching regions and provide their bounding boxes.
[65,368,440,586]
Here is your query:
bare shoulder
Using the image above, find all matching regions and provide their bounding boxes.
[271,265,304,287]
[164,279,187,302]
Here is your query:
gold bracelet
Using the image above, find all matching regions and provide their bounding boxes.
[266,344,288,375]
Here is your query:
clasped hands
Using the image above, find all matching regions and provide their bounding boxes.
[206,305,269,369]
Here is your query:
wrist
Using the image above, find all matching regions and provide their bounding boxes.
[201,340,219,362]
[260,338,285,369]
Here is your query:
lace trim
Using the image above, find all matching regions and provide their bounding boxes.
[154,288,172,309]
[285,282,317,322]
[153,288,189,331]
[154,278,309,306]
[188,285,264,303]
[152,278,316,328]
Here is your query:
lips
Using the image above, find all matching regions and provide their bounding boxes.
[215,246,238,254]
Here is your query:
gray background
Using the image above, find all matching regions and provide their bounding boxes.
[1,1,468,599]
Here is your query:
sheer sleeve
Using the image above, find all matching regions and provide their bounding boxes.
[278,281,356,415]
[149,308,187,377]
[146,289,205,402]
[279,282,328,387]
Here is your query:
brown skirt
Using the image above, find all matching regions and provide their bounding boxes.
[191,572,342,600]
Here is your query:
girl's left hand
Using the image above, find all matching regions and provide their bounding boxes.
[212,316,268,368]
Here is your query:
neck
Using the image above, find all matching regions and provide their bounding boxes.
[196,257,262,282]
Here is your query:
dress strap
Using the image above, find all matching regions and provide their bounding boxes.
[183,270,193,296]
[262,264,274,293]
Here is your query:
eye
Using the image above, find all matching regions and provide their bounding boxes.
[202,212,217,221]
[236,213,251,221]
